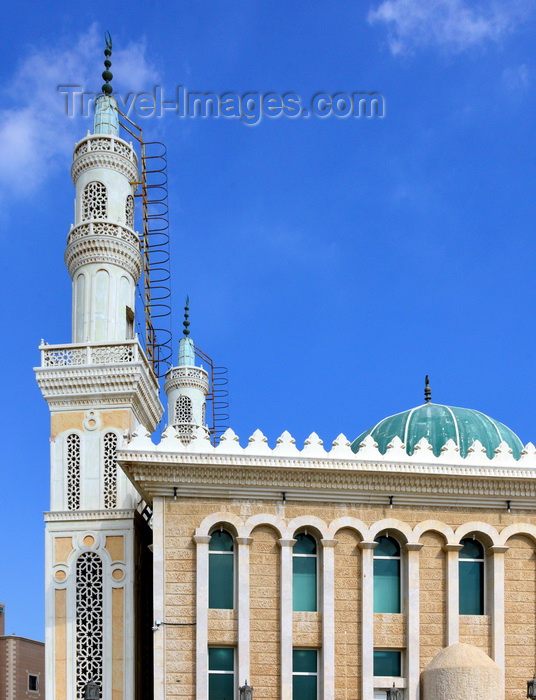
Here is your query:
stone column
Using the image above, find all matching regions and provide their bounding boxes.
[359,541,378,699]
[193,534,211,700]
[279,538,296,700]
[488,545,508,687]
[406,543,423,699]
[321,539,338,700]
[442,544,463,646]
[153,498,166,700]
[236,537,253,688]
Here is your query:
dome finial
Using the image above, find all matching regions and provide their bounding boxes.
[183,296,190,337]
[101,32,113,95]
[424,375,432,404]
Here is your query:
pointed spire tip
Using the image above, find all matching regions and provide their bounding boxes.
[424,375,432,404]
[183,296,190,337]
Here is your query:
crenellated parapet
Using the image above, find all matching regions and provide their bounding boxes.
[123,425,536,469]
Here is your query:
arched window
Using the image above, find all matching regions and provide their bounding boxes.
[103,432,118,509]
[76,552,103,699]
[82,181,107,220]
[125,195,134,228]
[459,538,484,615]
[67,433,81,510]
[209,529,234,609]
[175,395,193,425]
[293,532,317,612]
[374,535,401,613]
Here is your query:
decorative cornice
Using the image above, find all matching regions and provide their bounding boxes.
[164,366,209,394]
[71,151,139,184]
[65,232,142,279]
[44,508,136,522]
[35,343,163,431]
[118,456,536,511]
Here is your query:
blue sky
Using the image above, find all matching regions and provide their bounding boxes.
[1,0,536,640]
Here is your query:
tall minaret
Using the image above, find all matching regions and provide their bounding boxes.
[164,298,209,442]
[35,35,163,700]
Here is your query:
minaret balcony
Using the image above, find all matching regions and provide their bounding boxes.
[71,134,139,184]
[73,134,137,165]
[39,339,150,370]
[164,365,210,394]
[67,220,139,248]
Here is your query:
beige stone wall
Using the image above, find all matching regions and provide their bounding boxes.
[250,526,280,697]
[419,531,446,671]
[459,615,491,655]
[505,534,536,700]
[165,503,197,698]
[334,528,361,699]
[162,497,536,696]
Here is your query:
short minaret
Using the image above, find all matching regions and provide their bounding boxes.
[36,35,162,700]
[164,298,210,442]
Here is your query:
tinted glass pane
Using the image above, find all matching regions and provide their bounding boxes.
[294,533,317,554]
[209,554,234,609]
[459,560,484,614]
[209,647,234,671]
[293,674,317,700]
[374,559,400,613]
[209,673,234,700]
[293,649,317,673]
[293,557,317,611]
[374,650,401,677]
[459,538,483,559]
[209,530,234,552]
[374,536,400,557]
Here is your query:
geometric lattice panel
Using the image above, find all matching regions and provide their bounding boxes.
[103,432,118,510]
[76,552,103,699]
[82,181,107,220]
[67,433,81,511]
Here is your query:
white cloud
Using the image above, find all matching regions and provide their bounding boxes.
[368,0,534,55]
[0,24,159,200]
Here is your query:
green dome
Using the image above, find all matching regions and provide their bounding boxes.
[351,404,524,460]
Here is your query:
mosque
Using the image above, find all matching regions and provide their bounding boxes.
[35,39,536,700]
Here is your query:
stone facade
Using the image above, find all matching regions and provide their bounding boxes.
[119,426,536,699]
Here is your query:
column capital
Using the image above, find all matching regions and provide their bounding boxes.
[193,535,211,545]
[487,545,509,555]
[320,539,338,548]
[236,537,254,546]
[405,542,423,552]
[442,543,463,552]
[359,541,378,550]
[278,538,297,548]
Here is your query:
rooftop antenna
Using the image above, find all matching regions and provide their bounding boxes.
[102,32,113,95]
[424,375,432,404]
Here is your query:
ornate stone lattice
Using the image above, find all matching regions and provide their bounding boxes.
[82,181,107,220]
[76,552,103,699]
[67,433,81,510]
[202,402,206,426]
[125,195,134,228]
[103,432,118,509]
[175,395,193,424]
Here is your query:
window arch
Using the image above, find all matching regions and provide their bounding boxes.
[103,432,118,509]
[67,433,81,510]
[293,532,317,612]
[82,181,107,220]
[374,535,401,613]
[175,395,193,425]
[125,194,134,228]
[76,551,103,699]
[459,538,484,615]
[209,529,234,609]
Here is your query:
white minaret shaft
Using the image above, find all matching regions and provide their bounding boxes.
[67,93,140,344]
[164,298,210,442]
[36,35,163,700]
